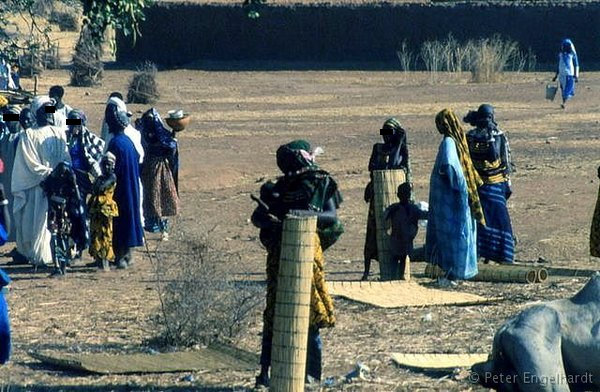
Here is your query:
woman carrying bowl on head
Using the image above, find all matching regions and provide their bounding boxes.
[136,108,180,240]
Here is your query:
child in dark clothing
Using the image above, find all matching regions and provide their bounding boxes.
[383,183,428,280]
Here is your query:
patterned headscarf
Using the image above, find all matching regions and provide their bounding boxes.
[435,109,485,225]
[276,139,318,175]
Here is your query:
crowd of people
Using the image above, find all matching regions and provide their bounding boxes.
[0,38,591,383]
[250,104,517,386]
[0,86,181,276]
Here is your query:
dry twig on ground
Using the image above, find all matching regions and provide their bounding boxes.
[149,228,262,347]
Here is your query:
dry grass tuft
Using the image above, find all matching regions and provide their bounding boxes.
[127,61,160,104]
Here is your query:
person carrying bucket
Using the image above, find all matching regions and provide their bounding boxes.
[552,38,579,109]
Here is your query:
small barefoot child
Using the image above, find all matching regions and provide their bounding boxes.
[88,153,119,271]
[384,182,428,280]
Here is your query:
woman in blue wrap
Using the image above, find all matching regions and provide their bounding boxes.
[426,109,485,286]
[464,105,515,264]
[106,101,144,269]
[0,268,11,365]
[552,38,579,109]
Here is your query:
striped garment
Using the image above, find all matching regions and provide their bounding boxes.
[477,182,515,263]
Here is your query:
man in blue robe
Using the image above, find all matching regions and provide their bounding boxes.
[105,101,144,269]
[426,109,485,285]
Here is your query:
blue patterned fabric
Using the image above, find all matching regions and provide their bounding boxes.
[477,182,515,263]
[0,268,11,365]
[426,137,478,280]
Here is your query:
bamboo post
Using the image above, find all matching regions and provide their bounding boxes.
[425,263,547,284]
[270,214,316,392]
[373,169,407,281]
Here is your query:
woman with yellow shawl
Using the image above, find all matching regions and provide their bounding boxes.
[426,109,485,285]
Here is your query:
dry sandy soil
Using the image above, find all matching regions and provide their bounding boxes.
[0,68,599,391]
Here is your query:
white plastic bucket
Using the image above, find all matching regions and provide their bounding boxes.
[546,84,558,101]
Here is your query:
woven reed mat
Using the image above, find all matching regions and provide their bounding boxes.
[391,353,489,370]
[29,344,258,374]
[327,281,500,308]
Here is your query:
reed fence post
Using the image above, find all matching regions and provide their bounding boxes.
[270,213,316,391]
[373,169,407,281]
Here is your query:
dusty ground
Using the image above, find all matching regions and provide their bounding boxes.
[0,68,599,391]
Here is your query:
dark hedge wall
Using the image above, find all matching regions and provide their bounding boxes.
[116,2,600,68]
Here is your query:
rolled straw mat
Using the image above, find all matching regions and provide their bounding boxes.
[391,353,489,370]
[327,281,500,308]
[29,343,258,374]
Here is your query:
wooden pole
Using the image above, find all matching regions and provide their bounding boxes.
[33,74,38,96]
[425,263,547,284]
[373,169,407,281]
[270,214,316,391]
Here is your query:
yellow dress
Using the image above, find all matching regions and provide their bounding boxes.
[88,183,119,261]
[263,234,335,335]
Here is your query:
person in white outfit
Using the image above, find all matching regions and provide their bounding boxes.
[552,38,579,109]
[48,85,73,129]
[11,96,70,268]
[0,55,16,90]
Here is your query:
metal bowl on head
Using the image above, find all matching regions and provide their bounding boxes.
[166,113,190,132]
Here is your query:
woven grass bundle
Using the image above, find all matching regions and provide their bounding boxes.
[70,26,103,87]
[127,61,160,104]
[270,214,316,391]
[373,169,407,281]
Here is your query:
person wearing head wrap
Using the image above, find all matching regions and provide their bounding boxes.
[0,268,11,365]
[464,104,515,264]
[88,153,119,271]
[105,102,144,269]
[66,109,105,192]
[101,95,144,163]
[0,105,21,243]
[102,96,145,228]
[251,140,342,387]
[552,38,579,109]
[426,109,483,285]
[11,95,70,268]
[362,117,411,280]
[136,108,179,240]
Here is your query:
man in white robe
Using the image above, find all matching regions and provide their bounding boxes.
[11,96,70,267]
